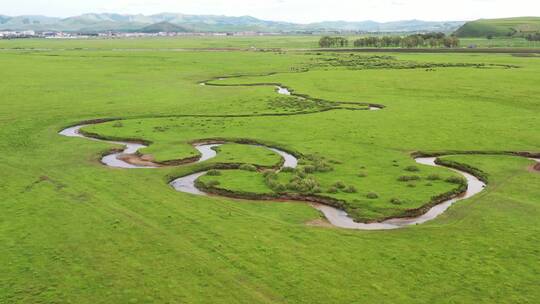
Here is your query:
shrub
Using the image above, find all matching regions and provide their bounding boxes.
[295,170,307,178]
[357,172,367,177]
[389,198,403,205]
[302,165,316,174]
[206,169,221,176]
[398,175,420,182]
[445,176,466,185]
[366,192,378,199]
[327,186,338,194]
[263,171,277,179]
[273,183,286,192]
[314,161,333,172]
[239,164,257,172]
[427,174,440,180]
[407,183,416,188]
[405,165,419,172]
[333,181,346,189]
[344,185,358,193]
[286,181,300,191]
[281,167,295,173]
[113,122,123,128]
[286,176,320,193]
[425,183,433,186]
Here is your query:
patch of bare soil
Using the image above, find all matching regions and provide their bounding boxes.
[118,154,161,167]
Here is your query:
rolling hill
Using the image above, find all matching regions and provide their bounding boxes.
[0,13,465,33]
[454,17,540,37]
[139,22,192,33]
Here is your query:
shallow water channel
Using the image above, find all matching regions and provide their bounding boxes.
[60,123,496,230]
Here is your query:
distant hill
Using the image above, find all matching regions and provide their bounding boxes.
[454,17,540,37]
[0,12,465,33]
[309,20,464,32]
[139,22,192,33]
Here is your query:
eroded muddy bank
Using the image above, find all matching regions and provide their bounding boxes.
[59,125,297,170]
[530,158,540,172]
[59,125,156,169]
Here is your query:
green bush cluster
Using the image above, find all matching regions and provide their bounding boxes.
[326,181,358,194]
[309,54,512,71]
[366,192,379,199]
[301,154,334,172]
[445,176,466,185]
[389,198,403,205]
[398,175,420,182]
[266,96,329,112]
[206,169,221,176]
[404,165,420,172]
[427,174,440,180]
[287,176,321,193]
[333,181,346,189]
[344,185,358,193]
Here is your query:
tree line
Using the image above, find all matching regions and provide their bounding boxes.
[318,36,349,48]
[319,33,460,49]
[525,33,540,41]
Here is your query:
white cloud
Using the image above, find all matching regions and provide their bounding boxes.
[2,0,539,23]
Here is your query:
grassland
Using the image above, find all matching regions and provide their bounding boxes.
[0,40,539,303]
[2,35,540,51]
[0,36,325,49]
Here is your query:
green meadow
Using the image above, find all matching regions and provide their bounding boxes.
[1,39,539,303]
[1,35,539,50]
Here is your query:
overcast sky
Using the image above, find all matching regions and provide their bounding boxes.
[2,0,539,23]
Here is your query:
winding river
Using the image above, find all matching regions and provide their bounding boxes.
[59,122,494,230]
[200,81,384,111]
[57,76,538,230]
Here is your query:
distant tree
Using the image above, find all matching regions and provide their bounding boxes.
[487,34,494,40]
[381,36,393,47]
[401,36,417,48]
[428,38,439,48]
[391,36,402,46]
[420,32,445,40]
[525,33,540,41]
[319,36,333,48]
[442,36,460,48]
[352,33,457,49]
[319,36,349,48]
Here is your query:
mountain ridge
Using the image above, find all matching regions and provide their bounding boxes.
[0,12,465,33]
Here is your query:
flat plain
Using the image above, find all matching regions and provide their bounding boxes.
[1,38,539,303]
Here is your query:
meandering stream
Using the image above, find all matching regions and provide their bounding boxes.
[59,122,493,230]
[57,75,540,229]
